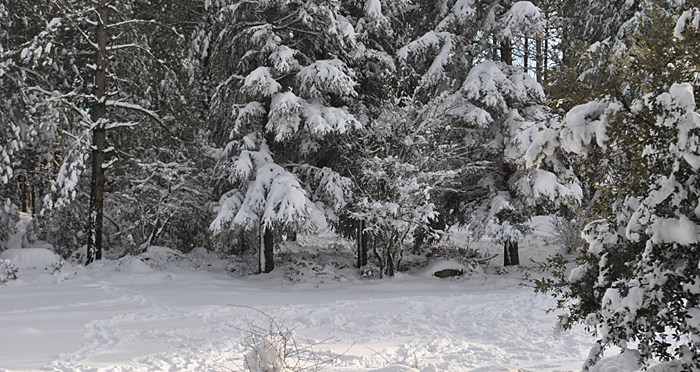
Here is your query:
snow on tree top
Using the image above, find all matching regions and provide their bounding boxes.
[497,1,542,39]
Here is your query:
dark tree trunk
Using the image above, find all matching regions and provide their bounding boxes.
[20,175,29,213]
[543,24,549,82]
[503,240,520,266]
[385,244,395,277]
[262,226,274,273]
[501,40,513,65]
[523,37,529,72]
[536,37,543,84]
[86,0,108,265]
[30,184,36,216]
[356,220,368,268]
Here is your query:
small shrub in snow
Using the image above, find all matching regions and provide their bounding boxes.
[242,310,337,372]
[0,259,19,283]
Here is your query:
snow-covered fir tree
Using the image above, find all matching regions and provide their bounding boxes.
[395,0,556,265]
[202,0,361,273]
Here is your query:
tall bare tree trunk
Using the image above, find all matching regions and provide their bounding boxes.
[523,37,529,72]
[261,226,274,273]
[536,37,543,84]
[356,220,368,268]
[543,21,549,82]
[86,0,108,265]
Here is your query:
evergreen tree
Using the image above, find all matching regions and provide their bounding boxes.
[396,0,551,265]
[202,0,360,273]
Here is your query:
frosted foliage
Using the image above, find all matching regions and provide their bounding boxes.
[461,61,545,114]
[1,123,22,184]
[296,59,357,99]
[559,100,618,156]
[234,102,266,134]
[267,92,304,141]
[507,107,560,168]
[674,8,700,40]
[485,193,524,244]
[230,145,274,182]
[219,163,322,231]
[498,1,543,39]
[210,190,245,233]
[421,35,455,87]
[268,46,298,74]
[436,0,476,30]
[397,31,444,61]
[657,83,700,170]
[507,108,583,205]
[515,169,582,202]
[573,84,700,368]
[433,93,492,127]
[364,0,384,19]
[241,67,281,99]
[43,136,90,210]
[302,103,361,136]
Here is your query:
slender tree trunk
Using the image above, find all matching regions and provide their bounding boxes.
[361,231,368,267]
[86,0,108,265]
[356,220,368,268]
[523,37,529,72]
[543,23,549,82]
[500,40,513,65]
[263,226,274,273]
[510,241,519,266]
[386,243,394,277]
[536,37,543,84]
[21,175,29,212]
[31,184,36,216]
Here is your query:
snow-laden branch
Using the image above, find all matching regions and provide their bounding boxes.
[106,100,165,126]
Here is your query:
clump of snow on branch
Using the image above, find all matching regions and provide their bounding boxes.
[461,61,544,114]
[674,8,700,40]
[296,59,357,99]
[242,67,282,99]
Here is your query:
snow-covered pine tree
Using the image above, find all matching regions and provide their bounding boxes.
[330,0,416,269]
[397,0,553,265]
[202,0,360,273]
[531,2,700,369]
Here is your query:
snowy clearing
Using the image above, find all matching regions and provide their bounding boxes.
[0,216,653,372]
[0,259,592,372]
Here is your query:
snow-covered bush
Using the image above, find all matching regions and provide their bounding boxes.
[0,259,19,283]
[0,248,63,273]
[533,5,700,370]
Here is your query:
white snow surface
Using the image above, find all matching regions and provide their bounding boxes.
[0,216,668,372]
[0,261,591,372]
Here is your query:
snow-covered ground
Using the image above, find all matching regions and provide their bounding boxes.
[0,216,635,372]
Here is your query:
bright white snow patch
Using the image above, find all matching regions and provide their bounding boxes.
[0,248,62,272]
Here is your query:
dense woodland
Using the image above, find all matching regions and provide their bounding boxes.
[1,0,699,370]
